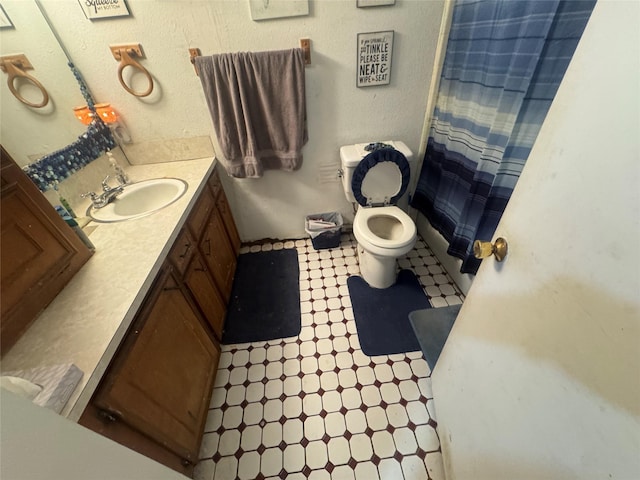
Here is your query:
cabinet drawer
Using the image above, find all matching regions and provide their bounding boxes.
[168,228,195,276]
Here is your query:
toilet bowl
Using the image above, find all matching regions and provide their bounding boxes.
[353,205,417,288]
[340,141,417,289]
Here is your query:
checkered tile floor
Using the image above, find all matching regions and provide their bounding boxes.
[195,234,465,480]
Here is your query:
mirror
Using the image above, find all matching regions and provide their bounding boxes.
[0,0,92,168]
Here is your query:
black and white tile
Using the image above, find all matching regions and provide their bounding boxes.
[195,234,464,480]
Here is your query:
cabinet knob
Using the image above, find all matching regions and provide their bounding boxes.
[97,409,119,423]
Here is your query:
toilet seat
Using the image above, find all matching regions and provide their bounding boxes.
[354,206,416,252]
[351,147,416,254]
[351,148,411,207]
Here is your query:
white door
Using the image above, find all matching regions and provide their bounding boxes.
[431,2,640,479]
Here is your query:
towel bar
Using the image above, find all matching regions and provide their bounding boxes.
[0,54,50,108]
[109,44,154,97]
[189,39,311,76]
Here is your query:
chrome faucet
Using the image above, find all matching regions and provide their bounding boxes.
[82,175,125,209]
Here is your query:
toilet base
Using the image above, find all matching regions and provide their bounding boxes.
[357,246,399,289]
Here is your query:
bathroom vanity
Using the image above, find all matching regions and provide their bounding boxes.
[0,147,93,353]
[1,157,239,477]
[80,164,240,475]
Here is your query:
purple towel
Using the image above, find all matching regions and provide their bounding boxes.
[196,49,308,178]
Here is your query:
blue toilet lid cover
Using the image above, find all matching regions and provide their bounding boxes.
[351,147,411,206]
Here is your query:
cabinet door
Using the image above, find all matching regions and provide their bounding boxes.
[94,267,219,463]
[200,208,237,301]
[168,228,196,277]
[209,168,241,255]
[185,254,226,340]
[0,148,92,353]
[187,183,215,243]
[216,189,241,256]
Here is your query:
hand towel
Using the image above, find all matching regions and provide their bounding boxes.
[196,48,308,178]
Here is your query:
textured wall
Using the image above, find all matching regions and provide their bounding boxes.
[25,0,445,240]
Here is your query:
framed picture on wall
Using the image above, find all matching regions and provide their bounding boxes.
[0,4,14,29]
[357,0,396,7]
[357,31,394,87]
[249,0,309,21]
[78,0,130,20]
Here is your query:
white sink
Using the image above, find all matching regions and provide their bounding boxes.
[87,178,188,223]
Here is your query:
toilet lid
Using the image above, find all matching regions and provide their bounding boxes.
[351,148,410,206]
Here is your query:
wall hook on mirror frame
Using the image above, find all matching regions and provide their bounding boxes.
[0,54,50,108]
[109,44,154,97]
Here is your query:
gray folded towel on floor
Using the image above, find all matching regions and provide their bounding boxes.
[196,48,308,178]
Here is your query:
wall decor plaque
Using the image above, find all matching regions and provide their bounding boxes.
[357,0,396,7]
[249,0,309,21]
[78,0,130,20]
[357,30,394,87]
[0,3,13,28]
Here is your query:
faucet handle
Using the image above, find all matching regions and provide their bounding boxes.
[81,191,98,200]
[101,175,118,192]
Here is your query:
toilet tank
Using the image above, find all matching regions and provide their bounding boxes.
[339,140,414,203]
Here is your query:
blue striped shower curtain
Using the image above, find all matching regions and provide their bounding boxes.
[411,0,595,274]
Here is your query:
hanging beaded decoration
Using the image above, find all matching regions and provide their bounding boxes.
[22,63,116,192]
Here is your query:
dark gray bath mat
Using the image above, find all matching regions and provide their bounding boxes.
[409,304,461,370]
[347,270,431,356]
[222,248,301,345]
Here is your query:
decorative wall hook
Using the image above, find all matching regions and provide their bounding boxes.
[189,47,201,76]
[0,54,50,108]
[109,44,154,97]
[299,38,311,65]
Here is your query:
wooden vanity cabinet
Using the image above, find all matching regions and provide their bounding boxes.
[168,227,226,340]
[80,165,240,476]
[0,147,92,354]
[174,166,241,338]
[80,266,219,475]
[189,168,239,304]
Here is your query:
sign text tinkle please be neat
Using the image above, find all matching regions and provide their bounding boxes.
[357,31,394,87]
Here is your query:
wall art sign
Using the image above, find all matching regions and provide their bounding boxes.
[0,3,13,29]
[78,0,130,20]
[357,0,395,7]
[249,0,309,21]
[357,30,394,87]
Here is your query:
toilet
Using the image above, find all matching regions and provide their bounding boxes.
[340,141,417,289]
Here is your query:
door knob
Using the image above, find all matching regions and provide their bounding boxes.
[473,237,508,262]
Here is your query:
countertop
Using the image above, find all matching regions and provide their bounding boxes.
[1,157,216,421]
